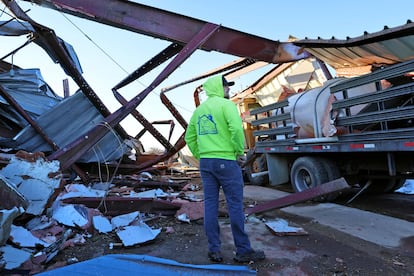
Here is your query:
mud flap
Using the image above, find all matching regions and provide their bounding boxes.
[266,154,289,186]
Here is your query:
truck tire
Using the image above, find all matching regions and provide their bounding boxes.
[316,157,340,181]
[290,156,330,201]
[315,157,341,201]
[362,177,406,193]
[386,178,405,193]
[245,150,268,186]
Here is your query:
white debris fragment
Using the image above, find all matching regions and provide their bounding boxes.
[139,171,153,180]
[0,156,61,216]
[182,193,203,202]
[111,211,140,229]
[69,233,87,245]
[265,218,308,236]
[246,215,262,223]
[0,207,24,245]
[52,204,88,228]
[177,213,191,223]
[10,225,50,248]
[25,216,55,231]
[116,223,161,246]
[41,235,57,244]
[93,216,112,233]
[58,184,107,200]
[395,179,414,194]
[130,188,168,198]
[0,244,32,270]
[108,242,123,249]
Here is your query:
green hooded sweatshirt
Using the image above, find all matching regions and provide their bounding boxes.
[185,75,245,160]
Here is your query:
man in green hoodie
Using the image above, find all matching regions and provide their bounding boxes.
[185,75,265,263]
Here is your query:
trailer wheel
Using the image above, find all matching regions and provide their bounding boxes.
[290,156,329,194]
[245,150,268,186]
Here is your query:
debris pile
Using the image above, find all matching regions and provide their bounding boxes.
[0,150,203,274]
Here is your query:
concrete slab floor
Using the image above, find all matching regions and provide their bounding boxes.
[243,185,414,249]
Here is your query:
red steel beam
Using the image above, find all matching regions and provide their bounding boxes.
[3,0,210,172]
[47,23,220,170]
[245,178,350,215]
[1,0,129,140]
[25,0,310,63]
[62,197,182,216]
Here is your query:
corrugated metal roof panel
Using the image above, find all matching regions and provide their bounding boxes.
[0,69,62,127]
[0,91,128,163]
[295,20,414,71]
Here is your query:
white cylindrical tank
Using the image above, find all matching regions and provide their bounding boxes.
[288,77,378,138]
[289,78,344,138]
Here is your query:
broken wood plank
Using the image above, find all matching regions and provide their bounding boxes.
[245,177,350,215]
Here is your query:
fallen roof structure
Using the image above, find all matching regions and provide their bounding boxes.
[0,0,413,178]
[0,0,413,274]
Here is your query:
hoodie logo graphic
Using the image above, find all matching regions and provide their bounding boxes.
[197,114,217,135]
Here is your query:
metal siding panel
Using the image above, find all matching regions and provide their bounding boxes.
[8,92,128,162]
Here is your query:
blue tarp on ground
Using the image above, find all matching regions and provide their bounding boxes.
[37,254,257,276]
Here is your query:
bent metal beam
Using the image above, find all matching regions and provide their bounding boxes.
[24,0,310,64]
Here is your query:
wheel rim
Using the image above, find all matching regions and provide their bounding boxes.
[295,167,313,190]
[290,156,330,193]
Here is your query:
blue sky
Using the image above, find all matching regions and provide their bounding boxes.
[0,0,413,149]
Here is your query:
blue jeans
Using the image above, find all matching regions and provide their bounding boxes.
[199,158,252,254]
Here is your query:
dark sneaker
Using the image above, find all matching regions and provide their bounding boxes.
[234,250,265,263]
[208,251,223,263]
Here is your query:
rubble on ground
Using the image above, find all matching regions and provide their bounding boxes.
[0,150,204,274]
[0,150,313,274]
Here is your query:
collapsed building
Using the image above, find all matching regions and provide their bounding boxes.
[0,0,413,274]
[0,0,309,272]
